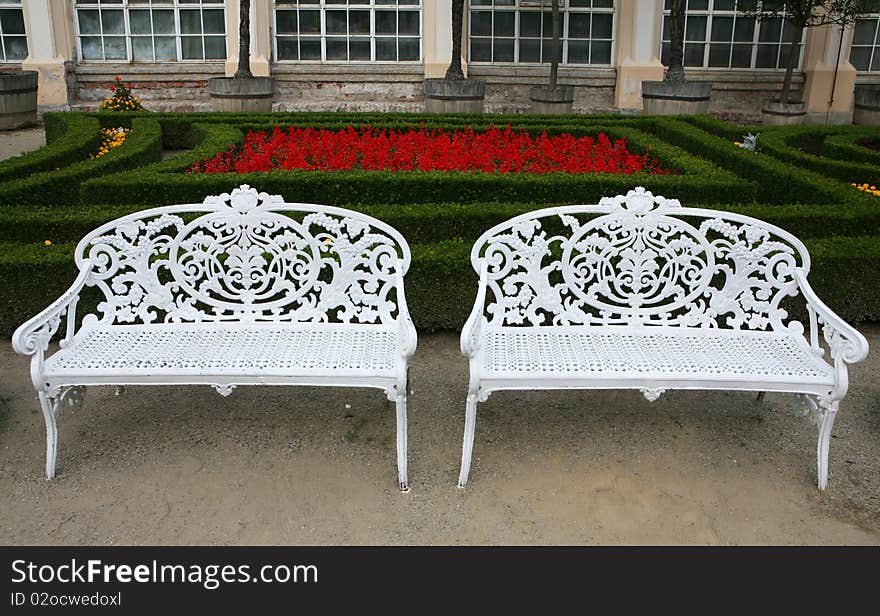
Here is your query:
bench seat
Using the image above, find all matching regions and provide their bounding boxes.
[43,323,401,389]
[479,326,833,393]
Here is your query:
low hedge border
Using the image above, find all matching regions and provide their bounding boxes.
[0,118,163,207]
[2,235,877,336]
[666,116,876,205]
[0,115,100,183]
[821,131,880,167]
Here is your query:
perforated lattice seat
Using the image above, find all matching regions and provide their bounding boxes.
[480,327,833,385]
[44,324,400,379]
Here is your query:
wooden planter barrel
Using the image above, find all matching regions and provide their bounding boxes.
[424,79,485,114]
[529,85,574,114]
[761,99,806,125]
[641,80,711,115]
[853,86,880,126]
[0,70,38,130]
[208,77,275,112]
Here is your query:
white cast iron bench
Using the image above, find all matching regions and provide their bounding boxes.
[458,187,868,490]
[12,185,417,491]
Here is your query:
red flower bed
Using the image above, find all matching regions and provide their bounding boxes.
[187,125,673,175]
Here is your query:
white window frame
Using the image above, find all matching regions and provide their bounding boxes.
[74,0,227,63]
[273,0,423,64]
[467,0,616,67]
[660,0,805,71]
[0,0,27,63]
[851,11,880,72]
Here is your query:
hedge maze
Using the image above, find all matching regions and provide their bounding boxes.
[1,111,878,335]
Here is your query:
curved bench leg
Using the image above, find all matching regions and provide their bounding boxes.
[395,390,409,493]
[38,391,58,480]
[816,401,839,491]
[457,392,478,488]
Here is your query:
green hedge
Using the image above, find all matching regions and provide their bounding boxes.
[0,115,100,183]
[820,131,880,167]
[2,235,877,336]
[0,117,163,206]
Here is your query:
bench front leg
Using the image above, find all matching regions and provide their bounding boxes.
[457,390,479,488]
[395,387,409,493]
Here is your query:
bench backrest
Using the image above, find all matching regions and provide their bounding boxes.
[75,185,410,326]
[470,187,811,331]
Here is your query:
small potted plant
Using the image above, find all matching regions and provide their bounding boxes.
[529,0,574,114]
[207,0,274,112]
[424,0,485,113]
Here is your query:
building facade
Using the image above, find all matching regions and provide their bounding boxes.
[3,0,872,122]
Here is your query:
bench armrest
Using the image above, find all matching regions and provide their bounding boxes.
[12,260,93,357]
[461,260,488,358]
[395,261,417,358]
[795,269,869,365]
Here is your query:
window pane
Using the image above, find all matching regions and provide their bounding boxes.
[129,10,152,35]
[81,36,103,59]
[299,11,320,34]
[326,11,346,34]
[179,10,202,34]
[590,40,611,64]
[872,47,880,71]
[349,10,370,34]
[202,10,224,35]
[683,43,704,66]
[733,17,754,42]
[155,35,177,60]
[851,47,871,71]
[714,0,736,9]
[685,16,707,41]
[326,37,347,60]
[592,13,612,39]
[131,37,154,61]
[4,35,27,59]
[349,37,370,60]
[104,36,127,59]
[471,11,491,37]
[711,16,733,42]
[153,10,175,34]
[758,18,781,43]
[204,35,225,59]
[568,40,588,64]
[276,11,298,34]
[688,0,709,9]
[854,20,876,46]
[376,11,396,35]
[519,38,540,62]
[0,8,25,34]
[569,14,589,39]
[181,36,203,59]
[493,38,514,62]
[730,43,751,67]
[494,12,514,37]
[300,38,321,60]
[376,38,396,60]
[520,12,541,38]
[471,37,491,61]
[78,10,101,35]
[102,10,125,35]
[755,44,777,68]
[399,37,419,60]
[277,38,298,60]
[708,43,730,67]
[399,11,419,35]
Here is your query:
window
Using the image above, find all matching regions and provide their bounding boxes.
[468,0,614,66]
[851,2,880,71]
[274,1,421,62]
[660,0,804,69]
[75,1,226,62]
[0,0,26,62]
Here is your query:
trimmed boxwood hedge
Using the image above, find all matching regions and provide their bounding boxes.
[818,131,880,167]
[2,234,877,336]
[0,117,163,206]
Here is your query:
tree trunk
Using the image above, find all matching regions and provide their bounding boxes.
[550,0,560,89]
[446,0,465,80]
[779,24,803,104]
[666,0,685,82]
[235,0,253,79]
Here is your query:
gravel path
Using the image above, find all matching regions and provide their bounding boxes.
[1,330,878,545]
[0,127,45,161]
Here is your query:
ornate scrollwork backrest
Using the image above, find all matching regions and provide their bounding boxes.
[472,187,810,330]
[75,185,410,325]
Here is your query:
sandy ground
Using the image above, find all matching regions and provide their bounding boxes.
[1,329,879,545]
[0,127,45,160]
[1,127,878,545]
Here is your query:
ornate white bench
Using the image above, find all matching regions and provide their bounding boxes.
[12,185,417,491]
[458,187,868,490]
